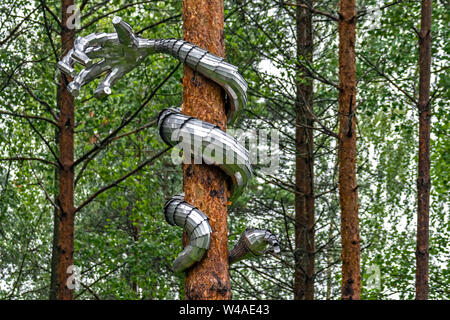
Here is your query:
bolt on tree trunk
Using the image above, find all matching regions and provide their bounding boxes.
[338,0,361,300]
[181,0,232,300]
[415,0,432,301]
[294,0,315,301]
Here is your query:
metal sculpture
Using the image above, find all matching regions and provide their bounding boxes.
[229,228,281,265]
[163,194,212,273]
[157,108,252,204]
[58,16,280,273]
[58,16,246,123]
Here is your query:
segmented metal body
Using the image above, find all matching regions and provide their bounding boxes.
[57,16,280,274]
[58,17,247,123]
[158,110,281,272]
[163,194,211,273]
[157,108,252,204]
[149,39,248,123]
[229,229,281,265]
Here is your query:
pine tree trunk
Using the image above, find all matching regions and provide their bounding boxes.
[338,0,360,300]
[55,0,76,300]
[182,0,232,300]
[294,0,315,301]
[415,0,432,301]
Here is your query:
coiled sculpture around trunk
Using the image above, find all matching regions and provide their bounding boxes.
[58,16,280,273]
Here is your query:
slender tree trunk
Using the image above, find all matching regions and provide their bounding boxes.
[130,140,142,295]
[49,124,60,299]
[326,221,334,300]
[55,0,76,300]
[415,0,432,301]
[181,0,231,300]
[338,0,360,300]
[294,0,315,300]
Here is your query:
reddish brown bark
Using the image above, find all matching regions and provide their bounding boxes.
[338,0,360,300]
[181,0,231,300]
[415,0,432,301]
[55,0,76,300]
[294,0,315,300]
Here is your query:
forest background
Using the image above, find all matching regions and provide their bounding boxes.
[0,0,448,300]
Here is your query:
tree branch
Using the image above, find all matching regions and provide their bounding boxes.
[28,161,61,211]
[73,62,180,168]
[6,74,59,122]
[40,0,59,62]
[41,0,62,28]
[0,109,58,126]
[136,14,182,35]
[0,5,41,47]
[74,147,170,214]
[282,1,338,22]
[110,119,157,142]
[25,118,61,166]
[357,0,406,19]
[359,53,417,105]
[74,261,128,299]
[80,282,100,300]
[0,157,58,167]
[74,119,157,188]
[79,0,158,31]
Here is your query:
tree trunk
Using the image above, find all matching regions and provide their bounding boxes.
[55,0,76,300]
[48,126,60,299]
[294,0,315,300]
[326,221,334,300]
[415,0,432,301]
[181,0,231,300]
[337,0,360,300]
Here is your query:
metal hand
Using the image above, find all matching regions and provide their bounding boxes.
[58,16,248,123]
[58,16,153,99]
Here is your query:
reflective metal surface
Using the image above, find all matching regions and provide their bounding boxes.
[163,194,212,273]
[57,16,247,123]
[229,228,281,265]
[157,108,252,204]
[57,16,280,273]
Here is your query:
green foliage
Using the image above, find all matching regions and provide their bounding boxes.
[0,0,448,300]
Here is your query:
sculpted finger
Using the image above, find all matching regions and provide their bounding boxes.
[94,67,127,99]
[71,48,92,67]
[68,59,111,97]
[57,49,76,77]
[72,33,118,63]
[75,33,116,51]
[84,46,123,60]
[58,33,117,76]
[112,16,138,46]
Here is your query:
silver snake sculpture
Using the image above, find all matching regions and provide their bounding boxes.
[58,17,280,273]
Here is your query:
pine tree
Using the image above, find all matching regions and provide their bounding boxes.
[182,0,232,300]
[338,0,360,300]
[294,0,315,300]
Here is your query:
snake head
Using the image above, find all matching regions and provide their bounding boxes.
[58,16,150,99]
